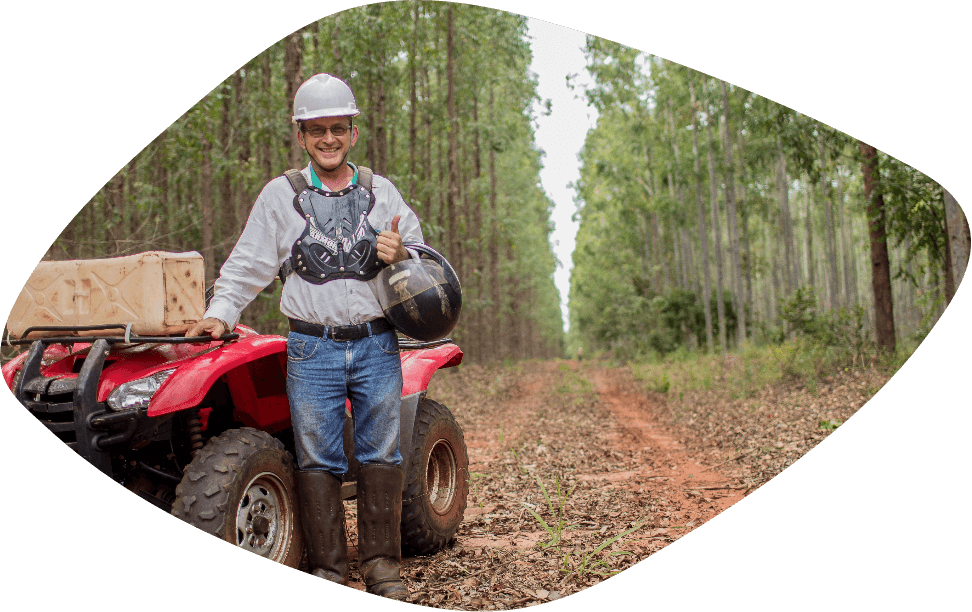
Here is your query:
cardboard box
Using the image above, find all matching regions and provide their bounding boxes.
[6,251,206,339]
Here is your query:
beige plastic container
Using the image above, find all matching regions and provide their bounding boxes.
[6,251,206,339]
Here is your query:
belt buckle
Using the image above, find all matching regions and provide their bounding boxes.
[330,326,352,341]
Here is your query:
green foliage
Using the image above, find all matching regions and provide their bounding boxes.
[568,36,952,367]
[50,2,564,362]
[519,470,645,579]
[520,474,576,549]
[778,287,870,371]
[819,419,842,431]
[555,361,595,402]
[877,152,950,293]
[779,286,820,338]
[559,519,646,579]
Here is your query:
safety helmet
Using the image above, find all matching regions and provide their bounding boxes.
[292,73,360,122]
[371,244,462,342]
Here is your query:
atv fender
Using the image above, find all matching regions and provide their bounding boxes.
[148,335,289,431]
[151,338,461,440]
[398,343,463,470]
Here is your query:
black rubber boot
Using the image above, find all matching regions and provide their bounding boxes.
[297,470,349,585]
[357,463,408,601]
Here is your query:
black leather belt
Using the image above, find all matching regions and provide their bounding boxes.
[288,317,393,341]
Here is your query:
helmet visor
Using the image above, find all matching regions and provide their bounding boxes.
[371,258,450,309]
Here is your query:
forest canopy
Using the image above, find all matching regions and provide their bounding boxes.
[38,4,969,366]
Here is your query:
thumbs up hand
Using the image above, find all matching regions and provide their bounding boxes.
[377,214,408,264]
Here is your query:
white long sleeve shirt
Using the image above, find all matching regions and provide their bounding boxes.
[204,164,424,329]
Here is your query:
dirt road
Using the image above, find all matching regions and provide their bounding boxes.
[369,360,747,609]
[12,352,901,610]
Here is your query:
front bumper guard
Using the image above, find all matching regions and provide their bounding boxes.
[14,338,140,475]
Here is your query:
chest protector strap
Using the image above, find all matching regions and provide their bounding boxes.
[278,167,383,286]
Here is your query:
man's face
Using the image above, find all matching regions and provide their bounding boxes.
[299,116,359,175]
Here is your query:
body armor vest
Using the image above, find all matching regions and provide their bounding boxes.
[283,170,384,285]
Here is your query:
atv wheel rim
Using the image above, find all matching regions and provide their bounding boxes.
[236,471,292,560]
[426,438,457,514]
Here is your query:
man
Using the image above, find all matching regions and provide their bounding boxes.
[187,73,421,601]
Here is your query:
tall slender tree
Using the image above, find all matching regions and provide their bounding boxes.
[689,78,714,351]
[860,141,896,353]
[720,80,745,343]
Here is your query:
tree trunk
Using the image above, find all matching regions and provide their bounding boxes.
[155,131,170,251]
[805,182,815,288]
[777,137,797,295]
[309,21,320,73]
[704,83,726,351]
[423,65,434,226]
[284,30,304,170]
[123,158,136,252]
[769,226,781,323]
[261,52,273,181]
[105,173,124,254]
[819,135,839,310]
[435,63,446,244]
[647,153,669,291]
[664,100,687,292]
[470,89,484,357]
[218,81,232,265]
[87,190,100,258]
[373,78,388,175]
[720,80,745,343]
[939,201,956,305]
[409,1,419,203]
[859,141,896,353]
[737,126,754,312]
[446,6,461,277]
[944,188,970,294]
[688,79,713,352]
[235,67,251,235]
[201,134,215,285]
[331,14,343,79]
[488,86,500,361]
[837,173,857,307]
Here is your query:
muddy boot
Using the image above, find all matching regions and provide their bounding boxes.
[357,463,408,601]
[297,470,349,585]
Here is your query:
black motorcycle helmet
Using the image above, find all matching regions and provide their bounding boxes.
[371,244,462,341]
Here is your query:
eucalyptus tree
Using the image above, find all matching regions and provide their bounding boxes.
[859,142,895,352]
[720,79,746,343]
[45,1,565,363]
[687,75,714,350]
[701,78,726,351]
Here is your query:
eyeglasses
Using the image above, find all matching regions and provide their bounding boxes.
[303,124,352,138]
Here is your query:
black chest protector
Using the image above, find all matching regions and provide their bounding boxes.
[280,167,385,285]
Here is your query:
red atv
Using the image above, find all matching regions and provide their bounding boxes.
[2,322,468,567]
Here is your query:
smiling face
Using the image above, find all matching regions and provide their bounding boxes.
[297,115,359,181]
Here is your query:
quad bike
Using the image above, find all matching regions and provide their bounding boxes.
[1,322,468,566]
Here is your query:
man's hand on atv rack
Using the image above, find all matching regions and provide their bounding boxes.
[186,317,229,340]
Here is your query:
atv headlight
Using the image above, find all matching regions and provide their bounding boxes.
[106,369,175,412]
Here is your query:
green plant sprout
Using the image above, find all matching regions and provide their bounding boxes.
[519,474,576,549]
[819,419,842,431]
[560,519,647,579]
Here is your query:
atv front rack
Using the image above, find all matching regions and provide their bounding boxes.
[7,325,240,475]
[3,324,239,347]
[5,325,449,351]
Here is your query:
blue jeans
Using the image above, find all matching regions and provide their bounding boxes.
[286,328,403,475]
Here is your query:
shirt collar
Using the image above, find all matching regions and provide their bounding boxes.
[308,162,358,190]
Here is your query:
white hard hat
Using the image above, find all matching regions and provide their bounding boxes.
[292,73,360,122]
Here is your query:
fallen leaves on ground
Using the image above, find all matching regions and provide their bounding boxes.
[340,357,891,610]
